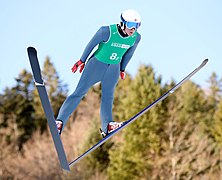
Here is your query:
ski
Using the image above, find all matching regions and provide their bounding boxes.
[69,59,208,167]
[27,47,70,171]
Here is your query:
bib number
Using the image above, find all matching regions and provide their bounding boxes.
[110,53,119,61]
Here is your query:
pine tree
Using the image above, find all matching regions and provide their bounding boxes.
[42,57,68,117]
[0,70,36,150]
[108,64,163,179]
[213,99,222,179]
[14,70,36,150]
[204,72,222,139]
[212,99,222,146]
[207,72,222,115]
[164,81,212,179]
[33,57,68,132]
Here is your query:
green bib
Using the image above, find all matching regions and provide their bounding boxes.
[94,24,138,64]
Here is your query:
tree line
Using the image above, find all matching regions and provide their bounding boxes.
[0,57,68,151]
[0,57,222,179]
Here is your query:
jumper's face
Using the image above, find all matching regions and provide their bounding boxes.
[124,27,136,36]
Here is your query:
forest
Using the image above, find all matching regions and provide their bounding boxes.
[0,57,222,180]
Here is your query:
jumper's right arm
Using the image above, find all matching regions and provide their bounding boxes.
[71,26,109,73]
[80,26,109,62]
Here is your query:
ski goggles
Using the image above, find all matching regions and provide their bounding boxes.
[125,21,141,30]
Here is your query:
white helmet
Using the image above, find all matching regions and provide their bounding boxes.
[120,9,141,29]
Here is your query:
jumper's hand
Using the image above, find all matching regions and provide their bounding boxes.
[120,71,126,80]
[71,60,85,73]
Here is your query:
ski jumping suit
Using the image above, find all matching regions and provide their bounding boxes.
[57,24,141,133]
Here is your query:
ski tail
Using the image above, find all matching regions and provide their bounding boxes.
[69,59,208,167]
[27,47,70,171]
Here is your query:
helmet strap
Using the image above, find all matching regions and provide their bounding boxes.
[120,22,124,29]
[117,24,128,37]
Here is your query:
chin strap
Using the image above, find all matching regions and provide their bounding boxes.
[118,23,128,37]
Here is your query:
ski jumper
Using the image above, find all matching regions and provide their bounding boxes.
[57,24,141,133]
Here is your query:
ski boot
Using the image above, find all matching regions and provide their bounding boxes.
[56,119,63,135]
[100,121,123,138]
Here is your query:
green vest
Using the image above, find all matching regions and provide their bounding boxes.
[94,24,138,64]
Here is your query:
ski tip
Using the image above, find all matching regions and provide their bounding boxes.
[27,46,37,53]
[202,59,208,65]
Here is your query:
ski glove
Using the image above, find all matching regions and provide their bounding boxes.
[71,60,85,73]
[120,71,126,80]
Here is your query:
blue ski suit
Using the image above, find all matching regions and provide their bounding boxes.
[57,24,141,133]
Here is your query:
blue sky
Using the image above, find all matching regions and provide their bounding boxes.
[1,0,221,94]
